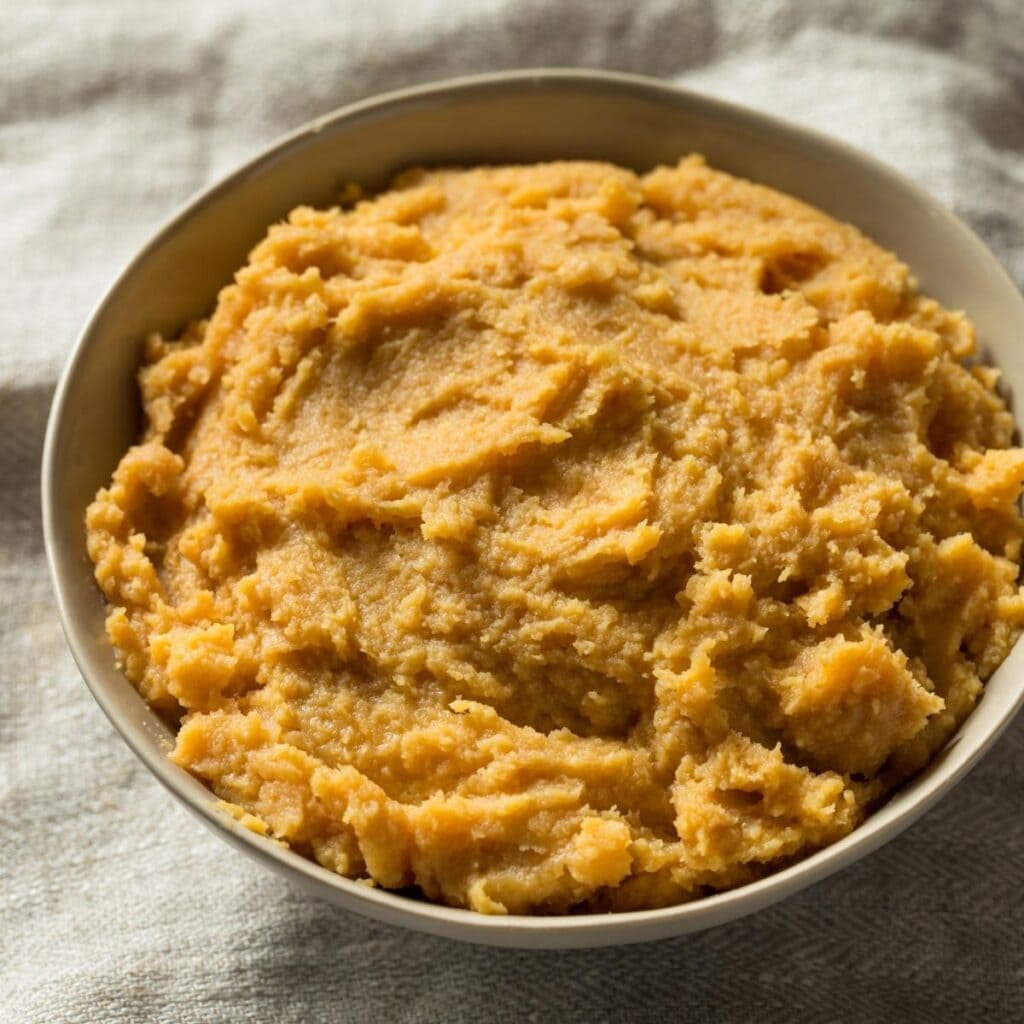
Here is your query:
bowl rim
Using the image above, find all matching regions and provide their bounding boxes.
[41,66,1024,947]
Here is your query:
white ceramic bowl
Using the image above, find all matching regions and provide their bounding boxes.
[42,69,1024,948]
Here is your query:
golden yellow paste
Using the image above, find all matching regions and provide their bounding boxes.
[87,158,1024,913]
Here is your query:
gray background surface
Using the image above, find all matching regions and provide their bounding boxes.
[2,1,1023,1020]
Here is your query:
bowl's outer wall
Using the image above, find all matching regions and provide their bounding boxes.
[43,71,1024,948]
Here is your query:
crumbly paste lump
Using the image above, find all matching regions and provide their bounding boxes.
[87,158,1024,913]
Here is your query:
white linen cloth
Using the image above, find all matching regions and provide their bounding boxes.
[2,2,1022,1020]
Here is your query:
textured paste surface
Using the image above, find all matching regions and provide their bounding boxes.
[87,158,1024,913]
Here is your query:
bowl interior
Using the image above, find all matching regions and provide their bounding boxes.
[44,70,1024,948]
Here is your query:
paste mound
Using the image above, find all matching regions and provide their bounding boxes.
[87,158,1024,913]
